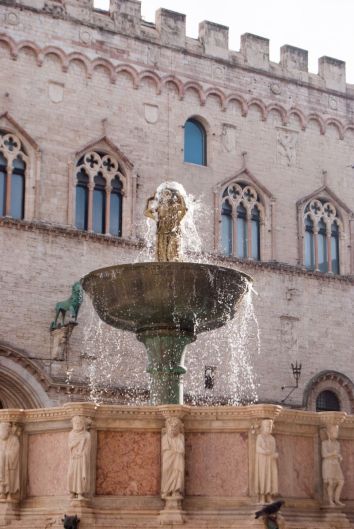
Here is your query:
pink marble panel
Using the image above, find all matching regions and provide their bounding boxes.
[340,439,354,500]
[27,431,69,496]
[277,434,314,498]
[185,432,248,497]
[96,431,160,495]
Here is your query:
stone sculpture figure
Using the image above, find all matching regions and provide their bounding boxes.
[67,416,91,501]
[161,417,185,499]
[51,282,83,330]
[145,183,187,262]
[0,422,20,501]
[321,424,344,507]
[255,419,279,504]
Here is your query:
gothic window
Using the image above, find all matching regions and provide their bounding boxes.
[0,131,27,219]
[75,151,124,236]
[221,182,261,260]
[303,199,341,274]
[316,390,340,412]
[184,118,206,166]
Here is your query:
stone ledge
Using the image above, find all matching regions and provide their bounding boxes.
[0,216,142,249]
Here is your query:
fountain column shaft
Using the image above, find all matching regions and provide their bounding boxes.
[137,329,195,405]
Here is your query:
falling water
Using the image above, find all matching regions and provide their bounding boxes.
[82,299,149,405]
[184,281,260,405]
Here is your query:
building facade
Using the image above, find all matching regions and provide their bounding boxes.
[0,0,354,411]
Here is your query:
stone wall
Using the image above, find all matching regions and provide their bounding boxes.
[0,0,354,409]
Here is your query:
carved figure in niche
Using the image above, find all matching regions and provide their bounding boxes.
[67,416,91,501]
[161,417,185,499]
[255,419,279,504]
[50,282,83,330]
[322,425,344,507]
[277,130,297,167]
[0,422,20,501]
[145,184,187,262]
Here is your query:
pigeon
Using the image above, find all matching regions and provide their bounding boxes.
[255,500,285,519]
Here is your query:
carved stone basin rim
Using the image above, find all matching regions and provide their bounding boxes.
[81,261,253,336]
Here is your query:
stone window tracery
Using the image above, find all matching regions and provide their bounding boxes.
[221,182,262,260]
[0,131,27,219]
[75,151,124,236]
[303,198,341,273]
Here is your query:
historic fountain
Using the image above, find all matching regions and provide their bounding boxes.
[0,183,349,529]
[82,182,252,405]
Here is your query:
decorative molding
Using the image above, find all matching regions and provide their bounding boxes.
[1,34,354,139]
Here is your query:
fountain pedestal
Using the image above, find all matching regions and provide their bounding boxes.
[138,329,195,405]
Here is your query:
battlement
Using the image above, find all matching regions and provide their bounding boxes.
[5,0,352,92]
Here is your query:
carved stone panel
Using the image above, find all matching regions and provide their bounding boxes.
[276,128,298,167]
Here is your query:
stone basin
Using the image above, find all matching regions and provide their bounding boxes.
[82,262,252,334]
[82,262,252,405]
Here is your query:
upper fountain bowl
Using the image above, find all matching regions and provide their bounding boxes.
[82,262,252,335]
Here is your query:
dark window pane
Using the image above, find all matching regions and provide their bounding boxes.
[237,203,247,258]
[75,186,88,230]
[331,222,340,274]
[11,156,25,219]
[221,200,232,255]
[251,206,260,260]
[93,173,106,234]
[93,189,105,233]
[110,192,122,237]
[75,169,89,230]
[305,216,315,270]
[316,390,340,411]
[0,153,6,216]
[184,119,206,165]
[318,220,328,272]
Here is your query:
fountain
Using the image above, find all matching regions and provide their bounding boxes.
[82,182,252,405]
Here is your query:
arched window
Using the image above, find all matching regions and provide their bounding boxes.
[303,199,341,274]
[220,182,262,260]
[316,390,340,412]
[0,131,27,219]
[184,118,206,166]
[75,151,124,236]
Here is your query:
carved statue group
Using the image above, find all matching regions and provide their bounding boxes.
[145,183,187,262]
[254,418,345,510]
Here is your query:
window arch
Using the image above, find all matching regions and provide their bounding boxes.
[0,131,27,219]
[303,198,341,274]
[184,118,206,166]
[221,182,262,260]
[75,151,125,236]
[304,370,354,414]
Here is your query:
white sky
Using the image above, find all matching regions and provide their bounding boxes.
[93,0,354,84]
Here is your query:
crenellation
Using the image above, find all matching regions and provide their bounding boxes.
[280,45,308,73]
[2,1,353,92]
[109,0,141,35]
[240,32,269,71]
[319,56,346,93]
[155,8,185,48]
[198,21,229,60]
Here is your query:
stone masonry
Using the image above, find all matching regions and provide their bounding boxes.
[0,0,354,410]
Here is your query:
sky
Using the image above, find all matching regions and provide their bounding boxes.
[93,0,354,84]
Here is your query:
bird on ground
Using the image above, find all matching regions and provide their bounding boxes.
[255,500,285,519]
